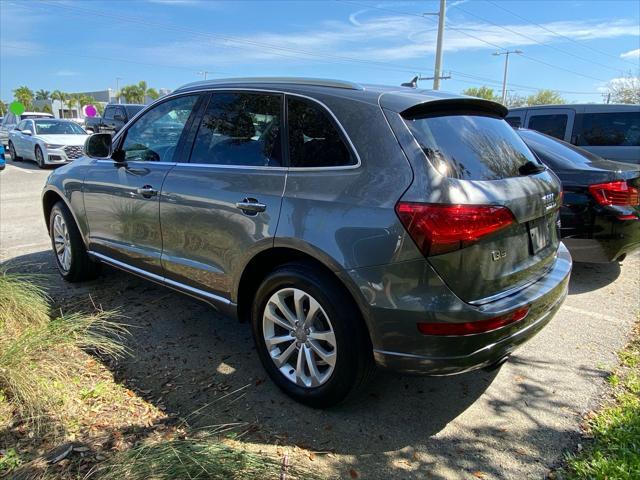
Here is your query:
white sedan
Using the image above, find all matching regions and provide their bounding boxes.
[8,119,89,168]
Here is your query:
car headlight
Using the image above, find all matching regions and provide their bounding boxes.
[45,144,65,149]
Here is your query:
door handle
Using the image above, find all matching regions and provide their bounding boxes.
[136,185,158,198]
[235,198,267,215]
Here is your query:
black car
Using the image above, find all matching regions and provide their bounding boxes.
[518,128,640,263]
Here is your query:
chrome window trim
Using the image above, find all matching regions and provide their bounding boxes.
[88,251,233,306]
[122,87,362,172]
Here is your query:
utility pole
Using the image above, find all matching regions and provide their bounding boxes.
[424,0,446,90]
[115,77,122,104]
[493,50,522,104]
[198,71,210,80]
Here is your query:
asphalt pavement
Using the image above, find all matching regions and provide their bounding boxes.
[1,156,638,479]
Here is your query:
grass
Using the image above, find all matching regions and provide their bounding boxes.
[0,269,128,437]
[564,322,640,479]
[92,428,321,480]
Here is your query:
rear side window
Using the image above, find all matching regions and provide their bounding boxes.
[189,92,283,167]
[527,114,567,140]
[404,114,539,180]
[287,97,355,168]
[576,112,640,146]
[505,116,522,128]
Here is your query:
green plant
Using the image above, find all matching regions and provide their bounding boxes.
[0,269,127,434]
[0,448,23,474]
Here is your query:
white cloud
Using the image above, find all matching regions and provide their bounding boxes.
[620,48,640,59]
[55,70,79,76]
[134,14,639,70]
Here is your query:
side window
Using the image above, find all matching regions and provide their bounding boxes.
[103,107,115,120]
[121,95,198,162]
[505,116,522,128]
[287,97,355,168]
[576,112,640,147]
[116,106,127,120]
[189,92,283,167]
[527,114,568,140]
[16,121,27,131]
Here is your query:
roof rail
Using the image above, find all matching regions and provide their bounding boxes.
[175,77,365,92]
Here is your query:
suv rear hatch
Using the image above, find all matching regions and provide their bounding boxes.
[383,96,562,304]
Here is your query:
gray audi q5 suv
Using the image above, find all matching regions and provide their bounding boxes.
[42,78,571,407]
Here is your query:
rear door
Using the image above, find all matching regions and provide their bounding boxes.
[573,110,640,164]
[160,91,286,299]
[101,106,118,135]
[389,103,562,303]
[525,108,575,142]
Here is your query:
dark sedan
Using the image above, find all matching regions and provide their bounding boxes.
[518,128,640,263]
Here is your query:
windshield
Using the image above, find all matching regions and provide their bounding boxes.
[403,114,541,180]
[35,120,86,135]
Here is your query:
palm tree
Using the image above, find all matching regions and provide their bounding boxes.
[0,100,7,116]
[137,81,159,103]
[35,89,50,101]
[50,90,67,118]
[119,84,143,103]
[67,93,82,117]
[13,86,34,109]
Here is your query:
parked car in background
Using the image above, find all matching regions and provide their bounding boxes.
[0,144,5,171]
[9,119,88,168]
[1,111,54,147]
[42,78,571,407]
[84,103,144,134]
[506,104,640,165]
[518,128,639,263]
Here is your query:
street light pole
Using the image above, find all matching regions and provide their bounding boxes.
[433,0,446,90]
[115,77,122,104]
[493,50,522,104]
[198,71,209,80]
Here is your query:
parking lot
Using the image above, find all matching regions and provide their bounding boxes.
[1,156,638,479]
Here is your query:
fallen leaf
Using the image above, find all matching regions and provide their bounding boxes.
[472,472,487,479]
[349,468,359,479]
[308,452,315,461]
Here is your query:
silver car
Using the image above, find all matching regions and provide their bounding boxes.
[8,119,88,168]
[0,111,53,147]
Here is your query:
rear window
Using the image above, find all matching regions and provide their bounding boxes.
[527,114,568,140]
[403,114,540,180]
[518,129,597,170]
[576,112,640,147]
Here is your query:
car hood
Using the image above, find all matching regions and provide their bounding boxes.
[36,134,88,146]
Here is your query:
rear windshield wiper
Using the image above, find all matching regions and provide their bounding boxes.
[519,161,546,176]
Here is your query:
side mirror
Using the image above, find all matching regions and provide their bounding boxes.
[22,129,33,136]
[85,133,113,159]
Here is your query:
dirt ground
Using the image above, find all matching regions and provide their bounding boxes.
[2,159,639,479]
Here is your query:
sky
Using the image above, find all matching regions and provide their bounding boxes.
[1,0,639,104]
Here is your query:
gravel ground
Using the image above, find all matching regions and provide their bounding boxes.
[1,157,638,479]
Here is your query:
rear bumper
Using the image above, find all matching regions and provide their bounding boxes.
[563,216,640,263]
[345,243,572,375]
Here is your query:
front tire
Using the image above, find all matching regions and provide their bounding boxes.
[35,145,46,168]
[8,141,21,161]
[251,262,374,407]
[49,201,100,282]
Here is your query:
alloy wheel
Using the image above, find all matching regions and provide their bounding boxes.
[52,213,72,272]
[262,287,337,388]
[36,147,44,167]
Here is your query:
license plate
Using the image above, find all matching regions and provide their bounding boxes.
[529,218,550,254]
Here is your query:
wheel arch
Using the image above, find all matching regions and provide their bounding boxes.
[235,245,377,348]
[42,187,87,246]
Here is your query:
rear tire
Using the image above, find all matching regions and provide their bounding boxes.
[251,262,374,408]
[8,141,21,161]
[49,201,100,282]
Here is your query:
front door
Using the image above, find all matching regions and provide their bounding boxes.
[83,94,201,275]
[160,91,286,298]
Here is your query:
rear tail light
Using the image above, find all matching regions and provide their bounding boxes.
[395,203,516,256]
[417,306,530,336]
[588,181,639,207]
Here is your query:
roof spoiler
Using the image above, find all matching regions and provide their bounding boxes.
[401,98,508,119]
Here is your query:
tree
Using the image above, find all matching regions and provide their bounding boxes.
[119,84,144,103]
[42,104,53,114]
[50,90,67,118]
[146,88,160,101]
[35,89,50,101]
[0,100,6,116]
[525,89,565,106]
[13,86,34,109]
[602,75,640,104]
[66,93,81,118]
[505,91,526,107]
[462,86,499,102]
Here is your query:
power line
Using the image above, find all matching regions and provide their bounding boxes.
[342,0,612,83]
[484,0,640,68]
[454,3,626,76]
